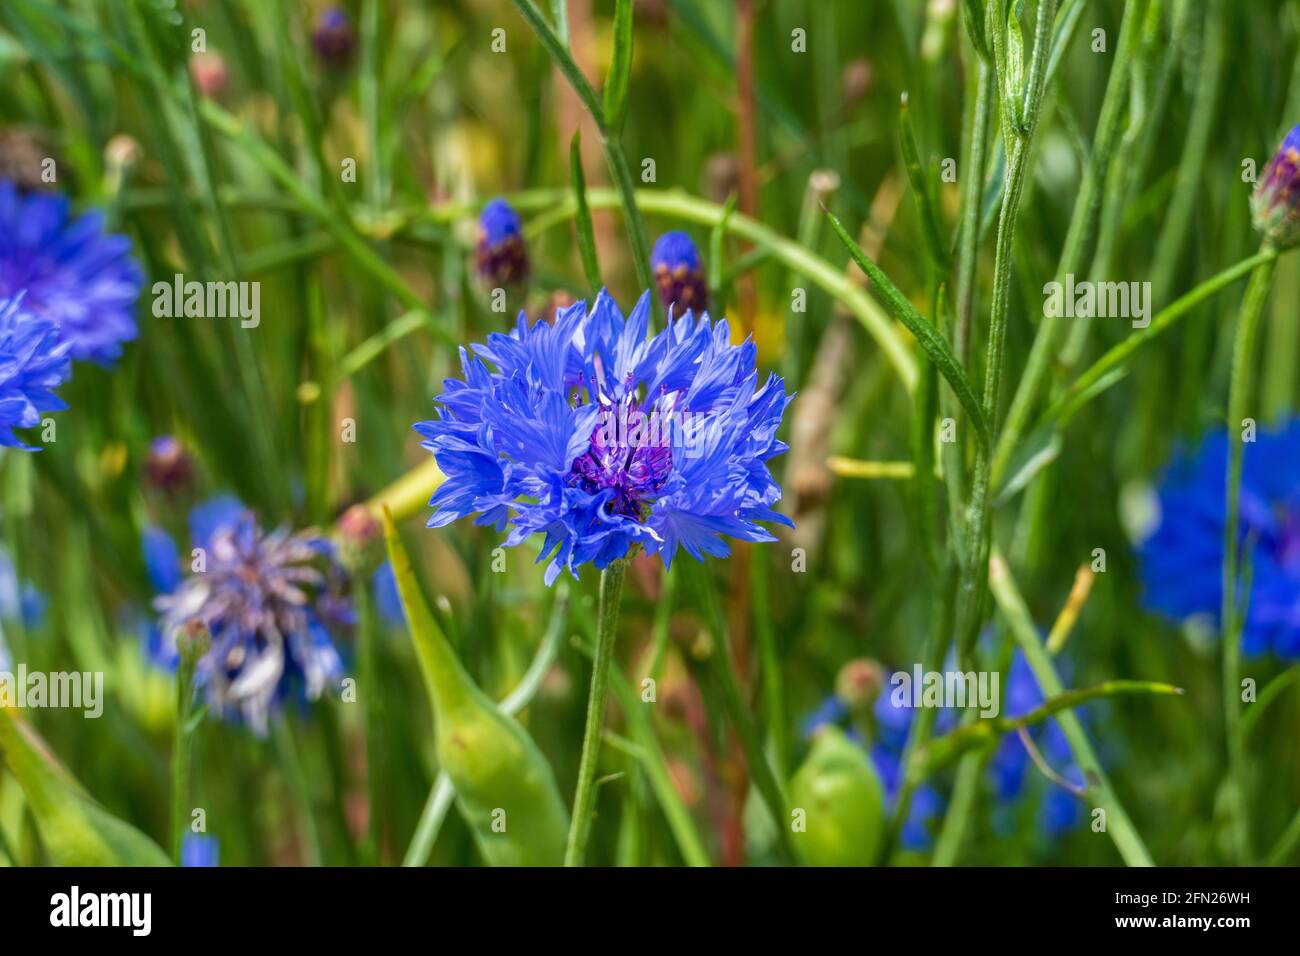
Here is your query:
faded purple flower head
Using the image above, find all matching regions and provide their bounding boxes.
[312,8,356,69]
[147,497,353,734]
[415,290,792,583]
[1252,124,1300,247]
[0,294,71,450]
[651,230,709,320]
[0,180,143,365]
[476,197,528,287]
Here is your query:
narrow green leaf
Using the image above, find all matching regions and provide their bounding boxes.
[963,0,990,59]
[899,92,950,274]
[570,130,602,296]
[708,193,737,317]
[603,0,634,135]
[827,211,992,447]
[1004,0,1026,130]
[0,707,172,866]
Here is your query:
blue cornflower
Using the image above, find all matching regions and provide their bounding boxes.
[1138,423,1300,659]
[651,231,709,320]
[416,290,792,583]
[476,197,529,287]
[142,497,353,734]
[312,8,356,69]
[1252,124,1300,247]
[0,294,71,450]
[0,180,143,365]
[181,833,219,867]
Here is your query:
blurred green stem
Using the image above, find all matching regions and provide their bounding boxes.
[510,0,655,307]
[992,0,1147,483]
[273,720,323,867]
[954,59,991,366]
[988,549,1155,866]
[565,559,628,866]
[1033,248,1281,442]
[1221,249,1277,866]
[690,566,796,863]
[956,0,1058,665]
[932,746,983,866]
[170,631,204,863]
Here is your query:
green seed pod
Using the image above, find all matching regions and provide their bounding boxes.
[788,726,886,867]
[382,509,569,866]
[0,706,172,866]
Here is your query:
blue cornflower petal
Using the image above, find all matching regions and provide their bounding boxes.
[1138,421,1300,659]
[181,833,220,867]
[0,294,71,450]
[149,498,353,735]
[0,181,143,365]
[416,289,791,582]
[141,525,182,594]
[187,494,248,549]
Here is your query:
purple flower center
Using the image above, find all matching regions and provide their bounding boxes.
[567,396,674,518]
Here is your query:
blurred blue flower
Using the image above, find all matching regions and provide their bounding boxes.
[651,231,710,319]
[476,197,528,287]
[143,497,353,734]
[416,290,792,582]
[1137,422,1300,658]
[0,180,143,365]
[0,294,71,450]
[371,560,404,627]
[0,542,46,631]
[990,651,1088,841]
[181,833,219,867]
[1252,124,1300,247]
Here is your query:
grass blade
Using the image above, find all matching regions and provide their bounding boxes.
[570,130,602,296]
[827,210,991,446]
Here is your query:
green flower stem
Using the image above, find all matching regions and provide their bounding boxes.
[956,0,1058,665]
[1147,0,1224,311]
[272,719,324,867]
[403,583,569,867]
[991,0,1147,485]
[510,0,655,306]
[915,679,1183,775]
[889,563,956,857]
[170,630,206,863]
[988,549,1155,866]
[954,58,992,367]
[354,573,387,864]
[1028,248,1280,448]
[1221,250,1278,866]
[690,567,796,863]
[1267,806,1300,866]
[603,672,711,867]
[931,744,983,866]
[750,548,787,779]
[564,558,628,866]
